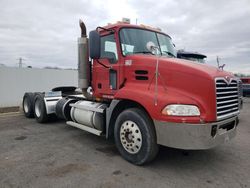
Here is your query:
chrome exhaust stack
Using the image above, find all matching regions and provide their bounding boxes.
[78,19,91,99]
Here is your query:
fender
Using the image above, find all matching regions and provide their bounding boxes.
[115,83,159,119]
[113,82,214,123]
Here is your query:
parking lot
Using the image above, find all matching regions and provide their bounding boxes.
[0,98,250,188]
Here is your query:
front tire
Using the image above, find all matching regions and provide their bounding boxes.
[114,108,159,165]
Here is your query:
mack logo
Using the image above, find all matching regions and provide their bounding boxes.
[225,76,232,85]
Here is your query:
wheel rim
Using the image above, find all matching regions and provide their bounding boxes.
[23,98,29,113]
[34,100,41,117]
[120,120,142,154]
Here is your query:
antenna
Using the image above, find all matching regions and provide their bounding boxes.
[146,42,167,106]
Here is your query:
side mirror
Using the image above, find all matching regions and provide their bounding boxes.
[146,41,159,55]
[89,30,100,59]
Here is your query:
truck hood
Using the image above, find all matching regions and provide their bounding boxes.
[164,57,234,79]
[130,55,234,80]
[124,55,237,122]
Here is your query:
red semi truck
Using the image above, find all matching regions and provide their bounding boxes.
[241,77,250,96]
[22,20,242,165]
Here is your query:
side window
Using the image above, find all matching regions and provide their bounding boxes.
[100,34,118,64]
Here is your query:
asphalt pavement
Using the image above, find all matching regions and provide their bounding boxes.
[0,98,250,188]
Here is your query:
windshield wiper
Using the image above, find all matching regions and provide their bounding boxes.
[162,51,175,57]
[133,51,153,54]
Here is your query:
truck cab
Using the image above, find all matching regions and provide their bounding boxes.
[91,23,176,98]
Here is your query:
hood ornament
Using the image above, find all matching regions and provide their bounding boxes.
[217,56,225,71]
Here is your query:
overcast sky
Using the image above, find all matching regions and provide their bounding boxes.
[0,0,250,74]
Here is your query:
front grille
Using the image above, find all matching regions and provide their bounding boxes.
[239,80,243,96]
[216,78,240,120]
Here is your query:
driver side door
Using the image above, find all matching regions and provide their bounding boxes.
[92,34,119,98]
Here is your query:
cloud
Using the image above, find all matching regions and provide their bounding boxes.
[129,0,250,73]
[0,0,249,73]
[0,0,109,68]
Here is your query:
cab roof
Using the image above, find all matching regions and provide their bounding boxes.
[97,22,170,38]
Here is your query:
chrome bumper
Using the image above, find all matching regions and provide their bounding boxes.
[154,116,238,150]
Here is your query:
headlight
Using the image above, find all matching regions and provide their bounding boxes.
[162,104,200,116]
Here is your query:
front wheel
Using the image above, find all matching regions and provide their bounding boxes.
[114,108,159,165]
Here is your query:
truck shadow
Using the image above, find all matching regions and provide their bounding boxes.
[149,145,225,170]
[52,122,228,171]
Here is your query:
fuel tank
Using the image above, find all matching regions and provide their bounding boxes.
[70,101,107,131]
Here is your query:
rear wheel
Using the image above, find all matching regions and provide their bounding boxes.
[23,93,35,118]
[34,94,48,123]
[114,108,159,165]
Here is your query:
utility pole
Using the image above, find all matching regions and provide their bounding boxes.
[17,57,25,68]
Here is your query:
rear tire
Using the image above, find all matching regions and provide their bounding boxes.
[34,93,48,123]
[23,93,35,118]
[114,108,159,165]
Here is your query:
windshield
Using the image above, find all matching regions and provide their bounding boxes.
[120,28,176,57]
